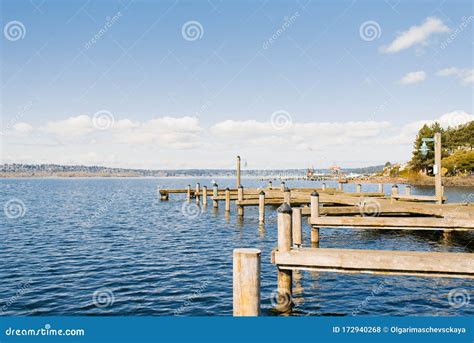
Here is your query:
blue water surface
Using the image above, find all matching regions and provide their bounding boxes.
[1,178,473,316]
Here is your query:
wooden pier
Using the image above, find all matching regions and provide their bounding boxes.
[158,156,474,316]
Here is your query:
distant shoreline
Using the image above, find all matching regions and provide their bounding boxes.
[347,175,474,187]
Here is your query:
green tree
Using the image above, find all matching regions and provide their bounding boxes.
[409,120,473,176]
[409,123,444,174]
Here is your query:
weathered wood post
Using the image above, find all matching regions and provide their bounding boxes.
[277,203,292,311]
[378,183,384,194]
[237,185,244,217]
[267,180,273,189]
[212,183,218,208]
[225,188,231,212]
[258,191,265,224]
[195,183,200,203]
[391,184,398,195]
[236,155,241,189]
[321,183,326,191]
[292,207,302,248]
[442,229,452,241]
[233,248,261,316]
[283,187,291,204]
[280,182,286,191]
[338,182,343,192]
[310,191,320,247]
[202,186,207,206]
[159,188,168,201]
[434,132,443,205]
[405,185,411,196]
[356,183,362,193]
[391,184,398,203]
[186,185,191,201]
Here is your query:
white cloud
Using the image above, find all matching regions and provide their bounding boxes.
[399,71,426,84]
[112,116,203,148]
[437,67,474,85]
[43,115,94,137]
[4,112,472,169]
[40,115,203,149]
[387,110,473,145]
[381,17,450,54]
[437,110,474,128]
[13,122,34,135]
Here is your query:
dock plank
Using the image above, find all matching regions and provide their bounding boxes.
[273,248,474,278]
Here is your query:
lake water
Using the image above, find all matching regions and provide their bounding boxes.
[1,178,473,316]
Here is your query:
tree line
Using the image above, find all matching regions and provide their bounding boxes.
[409,121,473,176]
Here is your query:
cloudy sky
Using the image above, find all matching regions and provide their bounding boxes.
[1,0,473,169]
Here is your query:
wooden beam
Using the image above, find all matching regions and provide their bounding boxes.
[273,248,474,278]
[392,194,446,203]
[309,216,474,230]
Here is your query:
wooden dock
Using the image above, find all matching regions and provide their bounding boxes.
[157,156,474,316]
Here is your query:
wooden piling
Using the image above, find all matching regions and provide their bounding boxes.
[195,183,200,203]
[258,191,265,224]
[378,183,384,194]
[310,191,320,220]
[356,184,362,193]
[277,203,292,311]
[322,183,326,191]
[225,188,231,212]
[283,187,291,204]
[186,185,191,201]
[338,182,343,191]
[435,132,443,205]
[202,186,207,206]
[268,180,273,189]
[233,248,261,316]
[311,228,320,247]
[236,155,241,189]
[237,185,244,217]
[292,207,302,247]
[391,184,398,203]
[405,185,412,196]
[310,191,320,246]
[280,182,286,191]
[212,183,218,208]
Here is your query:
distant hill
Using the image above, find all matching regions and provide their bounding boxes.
[0,163,385,178]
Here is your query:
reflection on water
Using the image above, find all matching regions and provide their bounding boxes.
[0,178,473,316]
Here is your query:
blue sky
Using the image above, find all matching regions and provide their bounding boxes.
[1,0,473,169]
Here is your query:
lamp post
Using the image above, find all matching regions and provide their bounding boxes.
[420,132,443,204]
